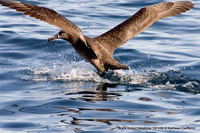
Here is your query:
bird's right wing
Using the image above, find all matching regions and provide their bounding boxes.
[0,1,86,44]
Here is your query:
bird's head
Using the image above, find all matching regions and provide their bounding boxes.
[48,30,86,45]
[48,30,68,42]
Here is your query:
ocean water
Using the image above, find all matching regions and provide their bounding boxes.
[0,0,200,132]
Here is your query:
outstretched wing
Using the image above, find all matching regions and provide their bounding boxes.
[0,1,86,44]
[94,1,194,54]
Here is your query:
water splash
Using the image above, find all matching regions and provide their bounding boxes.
[24,61,200,93]
[25,61,106,83]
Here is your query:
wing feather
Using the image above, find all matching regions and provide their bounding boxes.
[94,1,194,54]
[0,1,85,42]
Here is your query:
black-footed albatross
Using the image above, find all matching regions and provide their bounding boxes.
[0,1,194,75]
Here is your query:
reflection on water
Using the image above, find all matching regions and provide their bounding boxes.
[17,83,198,131]
[1,80,200,132]
[66,84,121,102]
[64,84,158,126]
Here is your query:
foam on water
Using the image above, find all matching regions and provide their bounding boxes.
[25,61,106,82]
[24,61,200,93]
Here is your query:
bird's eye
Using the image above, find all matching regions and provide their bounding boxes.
[59,32,64,36]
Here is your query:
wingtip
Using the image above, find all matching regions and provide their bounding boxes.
[175,1,195,9]
[190,2,195,8]
[186,1,195,8]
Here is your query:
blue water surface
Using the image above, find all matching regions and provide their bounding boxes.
[0,0,200,132]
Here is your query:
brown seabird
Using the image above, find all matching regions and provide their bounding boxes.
[0,1,194,75]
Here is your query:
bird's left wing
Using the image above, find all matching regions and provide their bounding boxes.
[94,1,194,54]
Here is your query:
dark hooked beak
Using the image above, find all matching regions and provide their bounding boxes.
[48,34,58,42]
